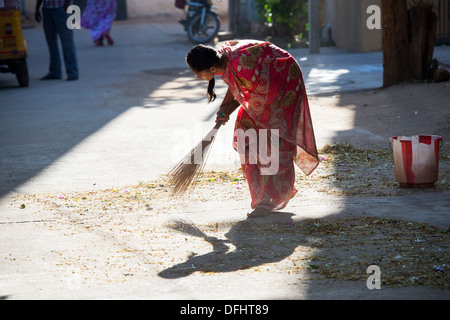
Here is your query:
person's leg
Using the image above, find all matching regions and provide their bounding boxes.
[102,0,117,45]
[42,7,62,79]
[234,109,297,218]
[93,32,104,46]
[103,30,114,45]
[242,164,272,218]
[54,7,79,79]
[243,152,297,218]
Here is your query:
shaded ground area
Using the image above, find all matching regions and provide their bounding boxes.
[9,143,449,292]
[309,81,450,151]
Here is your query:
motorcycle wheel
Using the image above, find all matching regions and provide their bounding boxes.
[187,12,220,44]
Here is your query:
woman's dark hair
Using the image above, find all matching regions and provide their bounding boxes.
[186,44,222,103]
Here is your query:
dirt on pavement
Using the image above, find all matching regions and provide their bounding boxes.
[6,81,449,299]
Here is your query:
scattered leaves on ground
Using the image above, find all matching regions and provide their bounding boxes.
[9,144,449,288]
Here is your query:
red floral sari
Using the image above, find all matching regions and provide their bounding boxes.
[220,41,319,210]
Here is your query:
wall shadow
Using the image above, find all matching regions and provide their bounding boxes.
[330,82,450,151]
[157,50,449,297]
[301,71,450,297]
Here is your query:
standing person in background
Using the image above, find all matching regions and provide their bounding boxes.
[35,0,79,81]
[81,0,116,46]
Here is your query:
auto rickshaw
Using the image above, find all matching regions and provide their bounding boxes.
[0,0,28,87]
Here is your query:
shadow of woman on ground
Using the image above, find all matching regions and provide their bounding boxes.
[158,212,301,279]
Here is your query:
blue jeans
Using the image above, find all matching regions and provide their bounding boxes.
[42,6,79,78]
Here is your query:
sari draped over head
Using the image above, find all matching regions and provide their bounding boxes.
[220,41,319,210]
[81,0,117,41]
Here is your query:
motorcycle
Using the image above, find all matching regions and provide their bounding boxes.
[175,0,221,44]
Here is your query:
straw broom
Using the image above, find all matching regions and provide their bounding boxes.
[167,100,240,196]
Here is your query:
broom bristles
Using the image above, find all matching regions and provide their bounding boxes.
[167,100,241,196]
[168,122,222,196]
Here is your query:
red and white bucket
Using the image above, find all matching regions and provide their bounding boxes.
[390,135,443,188]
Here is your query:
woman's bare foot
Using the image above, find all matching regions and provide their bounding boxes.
[247,207,271,218]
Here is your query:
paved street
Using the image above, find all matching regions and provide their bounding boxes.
[1,19,449,196]
[0,19,389,196]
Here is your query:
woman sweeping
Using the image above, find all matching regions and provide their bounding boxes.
[186,41,319,218]
[81,0,117,46]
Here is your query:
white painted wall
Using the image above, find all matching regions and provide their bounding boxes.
[127,0,228,19]
[23,0,228,20]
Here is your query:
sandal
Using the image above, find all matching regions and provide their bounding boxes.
[104,32,114,45]
[95,36,104,46]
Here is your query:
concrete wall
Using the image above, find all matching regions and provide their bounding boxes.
[24,0,381,52]
[324,0,382,52]
[358,0,382,52]
[127,0,227,19]
[24,0,228,20]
